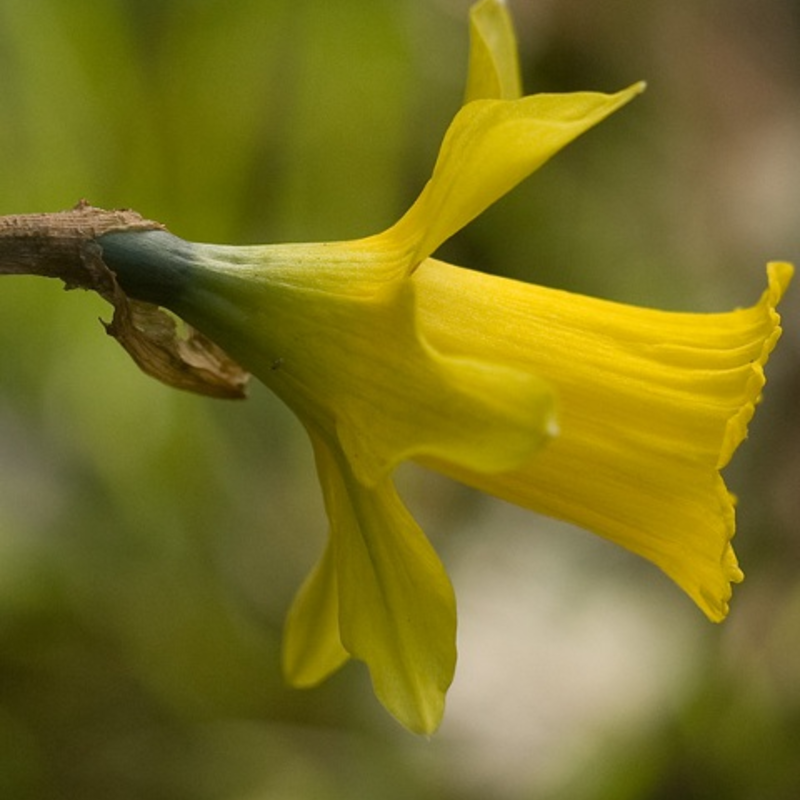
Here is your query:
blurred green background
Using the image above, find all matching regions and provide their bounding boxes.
[1,0,799,797]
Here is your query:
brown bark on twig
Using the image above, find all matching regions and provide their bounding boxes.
[0,199,164,291]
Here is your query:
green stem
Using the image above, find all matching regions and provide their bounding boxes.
[98,229,198,307]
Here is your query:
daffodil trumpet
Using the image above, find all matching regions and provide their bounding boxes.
[2,0,791,734]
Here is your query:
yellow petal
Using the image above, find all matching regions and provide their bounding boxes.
[414,259,792,622]
[385,82,645,267]
[311,432,457,735]
[282,539,350,688]
[465,0,522,102]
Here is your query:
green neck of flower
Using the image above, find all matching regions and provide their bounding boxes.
[98,229,199,308]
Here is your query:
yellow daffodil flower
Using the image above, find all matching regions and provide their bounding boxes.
[91,0,791,733]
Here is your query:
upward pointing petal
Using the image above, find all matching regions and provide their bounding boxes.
[385,83,645,268]
[465,0,522,102]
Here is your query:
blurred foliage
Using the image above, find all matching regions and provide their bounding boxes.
[1,0,799,797]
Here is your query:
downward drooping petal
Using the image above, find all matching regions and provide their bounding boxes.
[282,540,349,688]
[281,420,460,734]
[383,82,645,268]
[300,430,457,735]
[465,0,522,102]
[415,260,792,621]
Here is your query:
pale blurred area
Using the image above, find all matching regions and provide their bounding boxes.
[1,0,799,797]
